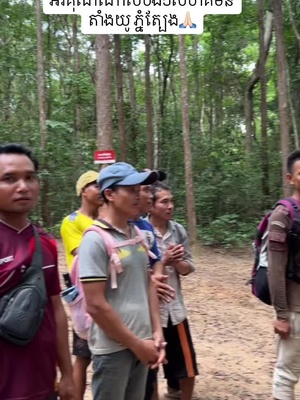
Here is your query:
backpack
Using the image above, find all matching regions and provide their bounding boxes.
[66,221,157,340]
[0,227,47,346]
[250,198,300,305]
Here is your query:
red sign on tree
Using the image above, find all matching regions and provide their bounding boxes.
[94,150,116,164]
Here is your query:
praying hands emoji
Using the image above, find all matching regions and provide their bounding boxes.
[179,11,196,28]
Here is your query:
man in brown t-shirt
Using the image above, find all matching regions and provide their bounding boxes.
[268,149,300,400]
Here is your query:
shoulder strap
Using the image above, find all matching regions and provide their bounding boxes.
[132,225,157,260]
[86,225,115,256]
[88,223,145,251]
[132,224,143,238]
[276,198,300,221]
[23,226,46,299]
[31,226,44,272]
[70,254,78,281]
[85,223,145,289]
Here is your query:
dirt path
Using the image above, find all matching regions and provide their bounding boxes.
[59,244,299,400]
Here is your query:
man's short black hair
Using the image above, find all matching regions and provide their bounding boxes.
[287,149,300,174]
[0,143,39,171]
[151,181,171,204]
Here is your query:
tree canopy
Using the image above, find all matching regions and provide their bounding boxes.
[0,0,299,247]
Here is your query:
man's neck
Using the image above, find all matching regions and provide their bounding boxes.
[79,203,99,220]
[292,193,300,202]
[148,215,168,234]
[0,213,30,231]
[130,213,141,221]
[101,208,130,234]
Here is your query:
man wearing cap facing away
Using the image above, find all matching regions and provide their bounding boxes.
[60,171,104,400]
[78,162,166,400]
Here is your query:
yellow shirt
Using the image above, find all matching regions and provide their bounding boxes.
[60,211,94,270]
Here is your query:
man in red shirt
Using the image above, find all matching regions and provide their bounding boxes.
[0,143,74,400]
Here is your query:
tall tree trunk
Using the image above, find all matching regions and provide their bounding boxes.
[125,37,138,164]
[153,36,174,120]
[258,0,270,202]
[126,39,137,117]
[144,34,154,169]
[36,0,47,149]
[152,36,175,167]
[36,0,49,225]
[245,10,273,152]
[193,35,201,134]
[114,35,127,161]
[286,0,300,54]
[284,0,300,148]
[46,15,52,119]
[153,36,163,167]
[73,15,81,136]
[286,63,299,148]
[274,0,290,196]
[95,35,113,149]
[178,35,197,245]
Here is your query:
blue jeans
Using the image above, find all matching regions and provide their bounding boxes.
[92,349,148,400]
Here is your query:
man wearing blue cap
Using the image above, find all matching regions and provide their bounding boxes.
[78,162,166,400]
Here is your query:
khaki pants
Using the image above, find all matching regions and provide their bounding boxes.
[273,312,300,400]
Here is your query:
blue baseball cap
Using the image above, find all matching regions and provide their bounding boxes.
[98,162,158,193]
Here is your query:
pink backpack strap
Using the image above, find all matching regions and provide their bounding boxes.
[132,225,157,260]
[85,224,157,289]
[85,225,143,289]
[70,255,79,286]
[85,225,121,289]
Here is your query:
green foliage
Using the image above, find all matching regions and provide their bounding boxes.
[47,223,63,238]
[200,214,257,249]
[0,0,299,248]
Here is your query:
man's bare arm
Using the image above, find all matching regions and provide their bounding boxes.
[71,248,78,256]
[152,260,175,303]
[148,274,166,368]
[51,295,74,400]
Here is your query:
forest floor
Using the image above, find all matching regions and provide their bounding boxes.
[58,243,300,400]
